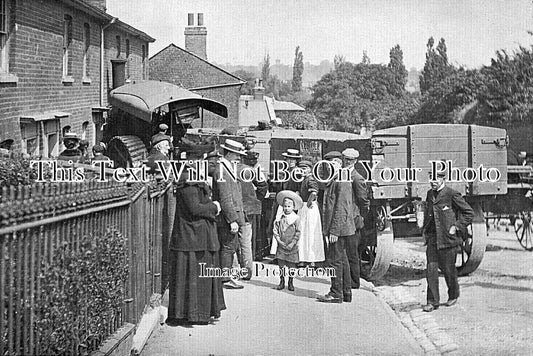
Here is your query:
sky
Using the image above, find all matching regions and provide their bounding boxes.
[107,0,533,70]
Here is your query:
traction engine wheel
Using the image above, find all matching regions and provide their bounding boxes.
[514,211,533,251]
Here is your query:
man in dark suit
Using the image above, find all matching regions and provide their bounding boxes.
[342,148,370,289]
[421,170,474,312]
[317,151,356,303]
[211,139,247,289]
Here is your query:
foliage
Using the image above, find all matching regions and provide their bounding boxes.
[232,69,256,95]
[475,47,533,124]
[308,47,417,132]
[292,46,304,92]
[34,229,128,355]
[415,68,485,123]
[0,156,52,189]
[280,111,318,130]
[419,37,454,95]
[388,45,409,98]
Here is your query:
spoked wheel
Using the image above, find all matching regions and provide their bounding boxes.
[360,203,394,280]
[514,211,533,251]
[456,202,487,276]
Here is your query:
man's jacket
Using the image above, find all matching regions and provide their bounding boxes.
[237,163,268,216]
[422,185,474,249]
[350,167,370,229]
[322,179,356,237]
[212,157,245,227]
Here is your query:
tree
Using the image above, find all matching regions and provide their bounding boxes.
[388,45,408,97]
[292,46,304,92]
[261,53,270,84]
[419,37,453,94]
[361,51,371,64]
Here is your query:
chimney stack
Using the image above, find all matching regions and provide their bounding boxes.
[85,0,107,12]
[184,13,207,60]
[253,79,265,101]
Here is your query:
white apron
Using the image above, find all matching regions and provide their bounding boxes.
[297,202,325,262]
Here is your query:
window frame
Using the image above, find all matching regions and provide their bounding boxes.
[62,14,74,83]
[82,23,91,82]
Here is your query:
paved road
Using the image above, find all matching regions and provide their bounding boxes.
[378,227,533,355]
[142,262,423,356]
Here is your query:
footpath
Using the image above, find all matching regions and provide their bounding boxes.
[141,262,423,356]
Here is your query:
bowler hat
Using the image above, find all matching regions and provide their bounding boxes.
[276,190,304,210]
[342,148,359,160]
[282,148,302,159]
[324,151,342,160]
[220,139,247,155]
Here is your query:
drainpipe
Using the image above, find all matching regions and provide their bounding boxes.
[100,17,117,107]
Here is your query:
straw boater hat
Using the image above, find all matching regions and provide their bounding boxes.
[282,148,302,159]
[276,190,304,210]
[220,139,247,155]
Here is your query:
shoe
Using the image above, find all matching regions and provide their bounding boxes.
[343,295,352,303]
[317,294,342,303]
[276,278,285,290]
[288,279,294,291]
[223,280,244,289]
[444,298,457,307]
[422,304,439,312]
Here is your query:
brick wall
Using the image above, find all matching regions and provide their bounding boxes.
[0,0,150,153]
[149,44,242,129]
[193,86,240,128]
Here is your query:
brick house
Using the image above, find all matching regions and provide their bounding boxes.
[0,0,154,157]
[149,13,244,129]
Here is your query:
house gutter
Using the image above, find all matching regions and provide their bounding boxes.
[100,17,117,107]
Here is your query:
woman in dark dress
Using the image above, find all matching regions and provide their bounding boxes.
[167,144,225,325]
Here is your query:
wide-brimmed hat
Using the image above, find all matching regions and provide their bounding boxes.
[220,139,247,155]
[342,148,359,160]
[282,149,302,159]
[276,190,304,210]
[151,133,171,147]
[324,151,342,160]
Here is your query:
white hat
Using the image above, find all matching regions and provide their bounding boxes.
[220,139,247,155]
[342,148,360,159]
[276,190,304,210]
[282,148,302,159]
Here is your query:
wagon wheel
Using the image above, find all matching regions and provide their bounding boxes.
[514,211,533,251]
[361,203,394,280]
[456,202,487,276]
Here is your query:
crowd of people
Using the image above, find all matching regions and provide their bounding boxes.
[163,135,372,326]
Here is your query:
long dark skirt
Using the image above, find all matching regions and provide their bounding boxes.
[168,250,226,322]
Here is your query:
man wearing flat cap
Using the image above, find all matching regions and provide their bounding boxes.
[318,151,357,303]
[342,148,370,289]
[146,134,171,175]
[421,168,474,312]
[212,139,247,289]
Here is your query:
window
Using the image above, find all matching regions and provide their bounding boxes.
[81,121,89,140]
[83,23,90,80]
[0,0,9,73]
[141,44,146,80]
[125,39,130,78]
[116,35,121,58]
[62,14,73,80]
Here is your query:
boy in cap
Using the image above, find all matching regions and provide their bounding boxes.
[342,148,370,289]
[420,169,474,312]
